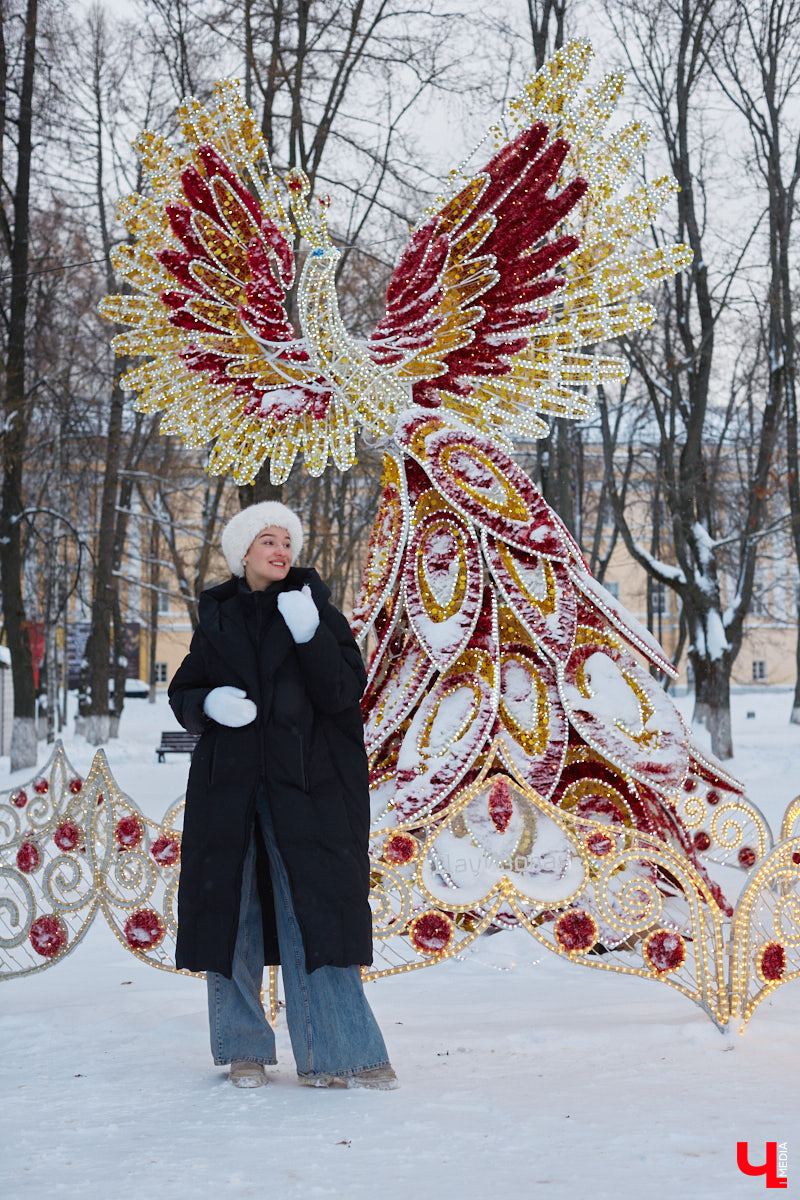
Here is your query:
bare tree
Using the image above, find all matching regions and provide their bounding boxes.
[134,439,234,630]
[596,0,787,758]
[0,0,40,769]
[54,7,169,743]
[708,0,800,722]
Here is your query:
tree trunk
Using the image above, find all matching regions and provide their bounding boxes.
[791,625,800,725]
[688,620,733,760]
[148,520,159,704]
[238,467,283,508]
[83,373,125,745]
[0,0,39,771]
[702,655,733,762]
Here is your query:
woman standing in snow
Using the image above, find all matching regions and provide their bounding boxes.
[169,502,397,1090]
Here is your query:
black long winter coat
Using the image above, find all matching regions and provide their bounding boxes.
[168,567,373,977]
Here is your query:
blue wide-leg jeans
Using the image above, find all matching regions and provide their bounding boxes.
[206,790,390,1081]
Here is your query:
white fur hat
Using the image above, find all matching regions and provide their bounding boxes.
[221,502,304,577]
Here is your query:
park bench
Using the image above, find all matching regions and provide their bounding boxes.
[156,730,200,762]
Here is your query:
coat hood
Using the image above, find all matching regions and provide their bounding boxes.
[199,567,331,631]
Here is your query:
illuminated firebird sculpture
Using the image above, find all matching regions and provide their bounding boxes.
[1,44,796,1031]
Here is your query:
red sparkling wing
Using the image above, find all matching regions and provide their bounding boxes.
[362,632,435,755]
[368,124,587,403]
[351,456,408,642]
[685,748,745,795]
[160,143,331,421]
[391,589,499,824]
[392,658,497,824]
[568,564,677,678]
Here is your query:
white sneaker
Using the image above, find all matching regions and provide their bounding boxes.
[230,1060,267,1088]
[345,1066,399,1090]
[298,1066,399,1090]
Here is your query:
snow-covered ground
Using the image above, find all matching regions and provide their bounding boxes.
[1,690,798,1199]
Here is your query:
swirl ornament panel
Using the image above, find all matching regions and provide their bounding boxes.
[2,751,797,1033]
[672,754,772,872]
[1,749,185,980]
[728,827,800,1029]
[419,773,587,908]
[1,745,74,850]
[364,754,737,1030]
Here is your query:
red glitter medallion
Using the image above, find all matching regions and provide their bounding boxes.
[737,846,757,868]
[151,834,181,867]
[382,833,417,866]
[30,914,67,958]
[488,778,513,833]
[124,909,165,951]
[16,841,40,873]
[693,830,711,852]
[69,777,83,795]
[33,776,49,794]
[586,831,614,857]
[409,910,454,955]
[554,909,597,953]
[756,942,786,983]
[115,815,144,849]
[54,821,82,852]
[643,929,686,974]
[11,789,28,809]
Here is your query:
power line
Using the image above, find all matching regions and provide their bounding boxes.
[0,257,110,284]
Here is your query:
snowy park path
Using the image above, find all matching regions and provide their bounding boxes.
[1,690,797,1199]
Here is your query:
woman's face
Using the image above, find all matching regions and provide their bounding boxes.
[243,525,293,589]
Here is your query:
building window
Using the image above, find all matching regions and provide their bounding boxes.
[158,589,170,614]
[605,581,620,600]
[752,660,767,683]
[154,662,168,684]
[649,581,667,614]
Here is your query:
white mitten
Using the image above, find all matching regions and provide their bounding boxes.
[203,685,257,728]
[277,584,319,643]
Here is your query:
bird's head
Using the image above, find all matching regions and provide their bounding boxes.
[308,245,341,272]
[285,168,334,256]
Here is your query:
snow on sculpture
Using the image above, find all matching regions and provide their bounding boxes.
[2,42,796,1031]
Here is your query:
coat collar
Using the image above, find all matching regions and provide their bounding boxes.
[198,567,329,698]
